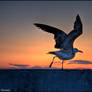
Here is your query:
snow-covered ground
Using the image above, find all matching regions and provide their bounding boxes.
[0,69,92,92]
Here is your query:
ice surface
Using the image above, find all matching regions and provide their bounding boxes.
[0,69,92,92]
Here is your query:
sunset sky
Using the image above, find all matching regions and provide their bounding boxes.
[0,1,92,69]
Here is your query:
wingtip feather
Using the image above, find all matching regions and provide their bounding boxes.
[34,23,39,26]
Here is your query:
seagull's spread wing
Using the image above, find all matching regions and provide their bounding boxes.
[34,23,67,49]
[61,14,83,50]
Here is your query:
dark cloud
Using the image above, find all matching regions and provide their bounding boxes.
[9,63,30,68]
[68,60,92,64]
[9,64,49,69]
[30,66,58,69]
[31,66,42,69]
[30,66,52,69]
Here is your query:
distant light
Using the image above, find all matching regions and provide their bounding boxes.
[0,89,11,92]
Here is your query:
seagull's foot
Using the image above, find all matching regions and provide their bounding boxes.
[62,60,64,70]
[62,67,64,70]
[49,56,56,68]
[49,61,54,68]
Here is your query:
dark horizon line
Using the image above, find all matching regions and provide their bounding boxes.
[1,0,92,1]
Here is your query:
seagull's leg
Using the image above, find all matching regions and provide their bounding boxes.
[62,60,64,70]
[49,56,56,68]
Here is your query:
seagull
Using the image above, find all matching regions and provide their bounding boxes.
[34,14,83,69]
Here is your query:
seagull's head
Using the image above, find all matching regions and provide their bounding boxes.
[73,48,83,53]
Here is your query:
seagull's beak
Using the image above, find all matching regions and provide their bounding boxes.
[78,50,83,53]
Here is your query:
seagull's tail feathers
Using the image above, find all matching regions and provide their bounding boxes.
[47,51,55,55]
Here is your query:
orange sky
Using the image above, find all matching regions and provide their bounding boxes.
[0,1,92,69]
